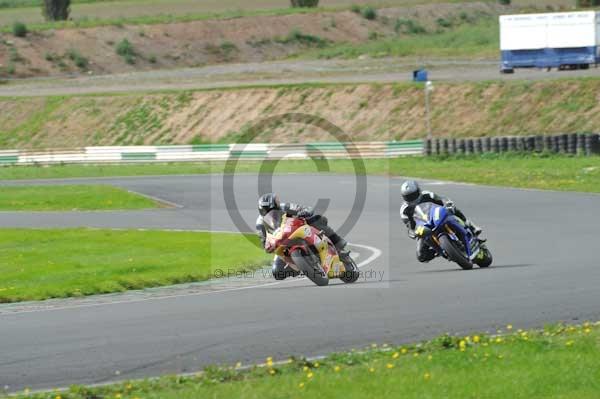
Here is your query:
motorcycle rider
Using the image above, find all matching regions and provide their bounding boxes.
[400,180,482,263]
[256,193,352,280]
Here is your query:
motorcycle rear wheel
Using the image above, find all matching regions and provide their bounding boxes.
[291,249,329,286]
[439,235,473,270]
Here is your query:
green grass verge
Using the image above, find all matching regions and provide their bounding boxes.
[0,153,599,193]
[306,18,499,60]
[10,322,600,398]
[0,5,346,32]
[0,184,158,210]
[0,228,269,302]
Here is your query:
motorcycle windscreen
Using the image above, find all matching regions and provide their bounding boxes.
[413,202,434,223]
[263,209,284,233]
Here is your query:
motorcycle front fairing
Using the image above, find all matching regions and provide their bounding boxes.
[414,203,473,258]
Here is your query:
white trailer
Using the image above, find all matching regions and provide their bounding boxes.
[499,11,600,73]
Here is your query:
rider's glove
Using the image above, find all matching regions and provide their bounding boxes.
[297,209,314,219]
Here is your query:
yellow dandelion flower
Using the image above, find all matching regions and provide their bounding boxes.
[303,366,309,372]
[369,367,375,373]
[506,324,513,330]
[392,352,399,359]
[269,369,276,375]
[495,337,503,344]
[334,366,341,372]
[473,335,480,344]
[584,328,591,334]
[298,382,305,389]
[459,340,467,351]
[126,384,132,390]
[23,388,30,395]
[266,357,273,366]
[55,396,61,399]
[314,362,319,368]
[307,372,314,379]
[400,348,408,354]
[424,372,431,380]
[427,355,433,361]
[386,363,394,369]
[413,353,419,358]
[235,362,242,369]
[566,340,575,347]
[115,394,122,399]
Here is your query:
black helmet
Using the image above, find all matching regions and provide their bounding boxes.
[258,193,280,216]
[401,180,421,204]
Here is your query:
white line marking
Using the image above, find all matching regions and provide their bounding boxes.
[125,189,184,209]
[0,243,382,316]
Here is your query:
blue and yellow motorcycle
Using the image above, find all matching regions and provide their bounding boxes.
[413,202,492,270]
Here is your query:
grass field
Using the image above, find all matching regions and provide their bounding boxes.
[0,0,490,30]
[1,154,599,193]
[0,228,269,303]
[10,321,600,398]
[0,184,158,210]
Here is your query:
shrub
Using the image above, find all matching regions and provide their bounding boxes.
[361,6,377,20]
[12,21,27,37]
[351,4,361,13]
[67,48,88,69]
[290,0,319,7]
[395,18,426,35]
[278,29,328,48]
[436,18,453,28]
[498,0,511,4]
[576,0,600,6]
[43,0,70,21]
[116,38,136,64]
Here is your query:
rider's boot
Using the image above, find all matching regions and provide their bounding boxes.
[331,235,353,265]
[466,220,482,236]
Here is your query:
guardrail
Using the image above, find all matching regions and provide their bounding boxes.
[0,141,424,166]
[424,133,600,156]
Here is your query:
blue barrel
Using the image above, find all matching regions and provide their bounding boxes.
[413,69,428,82]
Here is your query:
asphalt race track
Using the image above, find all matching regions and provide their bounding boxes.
[2,174,600,392]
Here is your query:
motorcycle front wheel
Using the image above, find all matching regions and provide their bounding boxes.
[339,257,360,284]
[291,249,329,286]
[474,245,493,268]
[439,235,473,270]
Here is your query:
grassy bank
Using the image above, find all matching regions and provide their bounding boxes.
[10,321,600,398]
[0,228,269,302]
[0,154,599,193]
[0,184,158,210]
[3,80,600,148]
[307,18,498,60]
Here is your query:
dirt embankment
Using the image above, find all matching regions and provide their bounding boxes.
[1,80,599,149]
[0,2,512,78]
